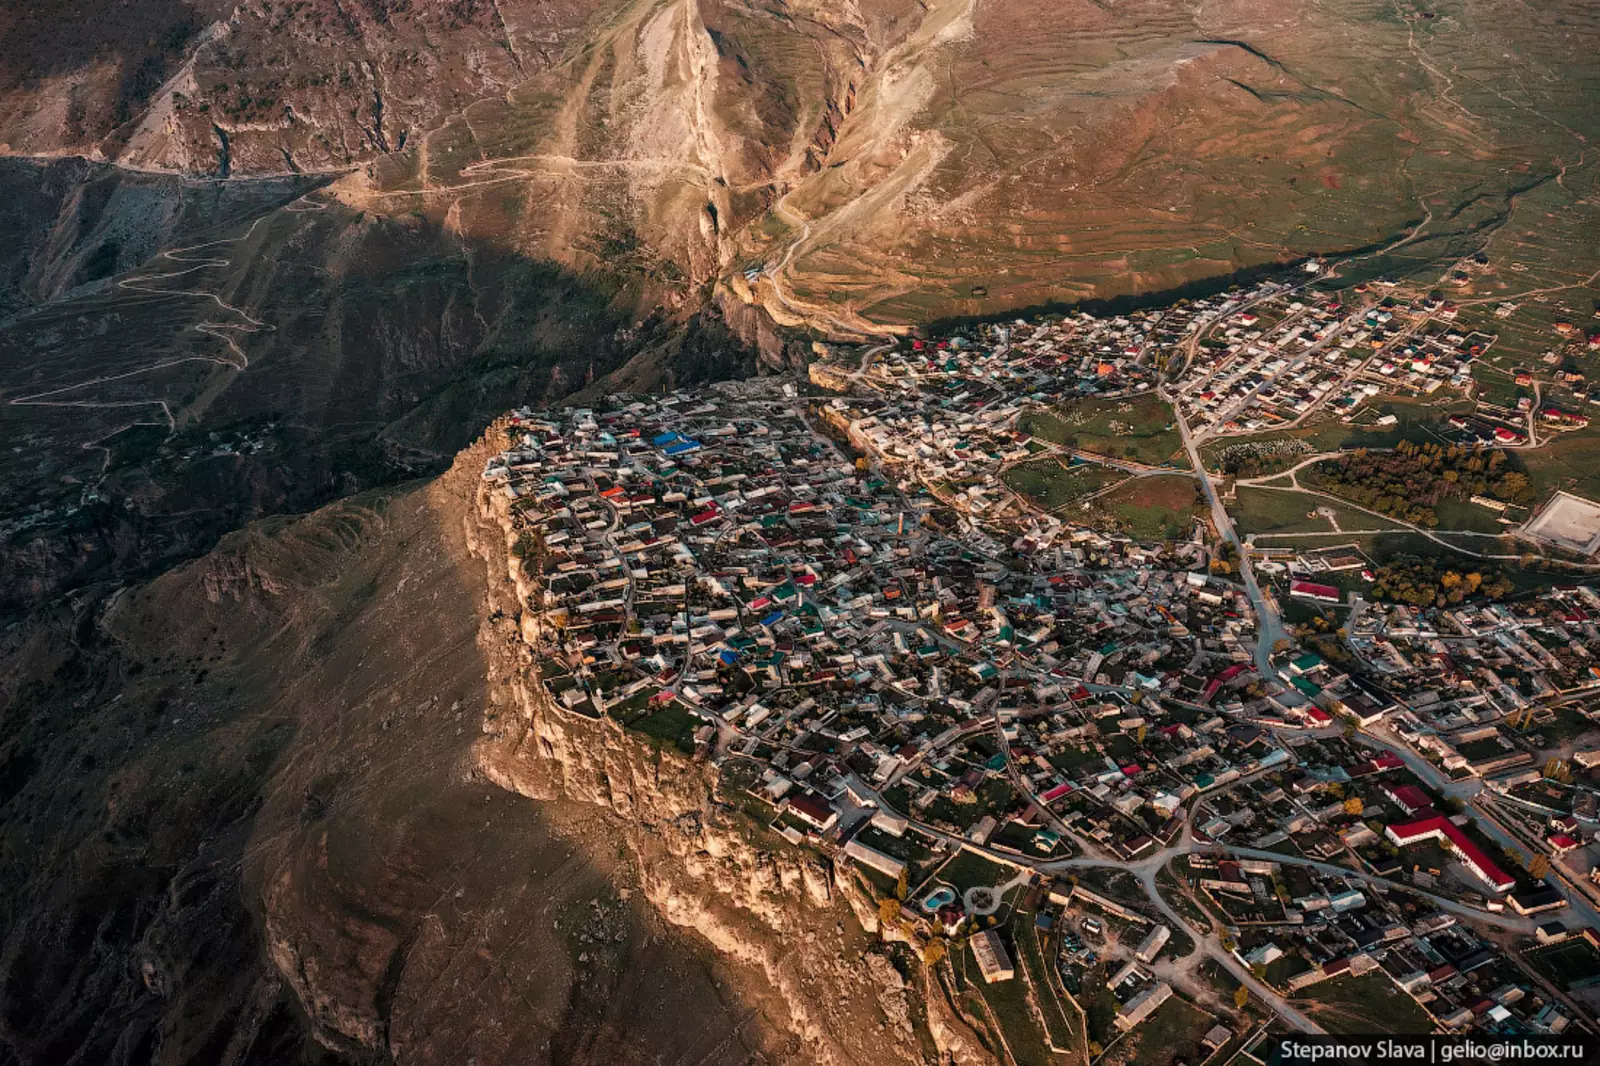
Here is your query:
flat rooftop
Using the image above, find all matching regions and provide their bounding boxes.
[1520,490,1600,557]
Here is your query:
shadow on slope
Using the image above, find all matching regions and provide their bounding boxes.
[0,447,779,1066]
[0,164,756,616]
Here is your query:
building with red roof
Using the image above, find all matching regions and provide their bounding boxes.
[1383,783,1435,816]
[1385,815,1515,893]
[1290,580,1341,603]
[1347,752,1405,778]
[787,793,838,832]
[1041,783,1074,804]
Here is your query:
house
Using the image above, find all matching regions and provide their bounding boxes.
[1535,921,1568,945]
[1114,982,1173,1031]
[1290,580,1341,604]
[1382,783,1435,817]
[843,838,906,880]
[972,929,1015,983]
[1509,886,1566,916]
[786,793,839,832]
[1135,925,1171,963]
[1289,652,1325,676]
[1547,834,1580,857]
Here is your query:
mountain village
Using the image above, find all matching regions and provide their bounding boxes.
[477,272,1600,1066]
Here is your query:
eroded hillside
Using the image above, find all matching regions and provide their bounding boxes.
[0,422,990,1066]
[0,156,762,612]
[12,0,1598,338]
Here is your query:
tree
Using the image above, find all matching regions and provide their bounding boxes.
[1235,986,1251,1010]
[1344,797,1364,816]
[923,939,947,967]
[895,868,909,902]
[1527,854,1551,880]
[879,897,902,926]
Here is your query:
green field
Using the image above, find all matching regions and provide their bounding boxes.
[621,700,701,753]
[1099,475,1205,540]
[1003,458,1128,512]
[1432,496,1515,535]
[1202,397,1469,475]
[1123,995,1216,1066]
[1522,428,1600,506]
[1291,973,1434,1035]
[1524,938,1600,990]
[934,849,1020,895]
[1231,487,1402,537]
[969,953,1063,1066]
[1021,395,1189,469]
[1014,917,1082,1055]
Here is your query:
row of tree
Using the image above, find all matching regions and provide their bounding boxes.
[1369,557,1515,607]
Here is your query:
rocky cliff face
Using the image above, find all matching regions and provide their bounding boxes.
[461,423,993,1066]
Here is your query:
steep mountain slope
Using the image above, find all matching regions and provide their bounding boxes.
[0,157,761,613]
[0,157,290,317]
[0,431,963,1066]
[740,0,1600,325]
[0,445,740,1065]
[1,3,1598,1063]
[0,0,613,175]
[8,0,1599,334]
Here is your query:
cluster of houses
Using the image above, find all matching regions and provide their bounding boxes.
[838,309,1180,402]
[1166,287,1489,438]
[1182,847,1583,1036]
[479,381,1311,864]
[1347,587,1600,716]
[475,292,1600,1048]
